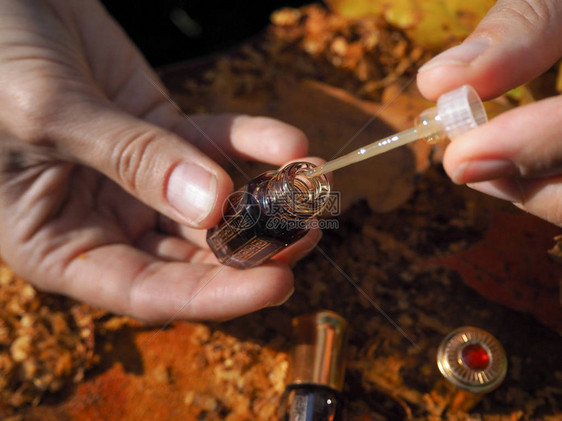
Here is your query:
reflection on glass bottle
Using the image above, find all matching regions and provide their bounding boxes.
[207,162,331,269]
[283,385,342,421]
[279,311,349,421]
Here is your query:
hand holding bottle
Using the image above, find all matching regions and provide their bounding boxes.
[0,0,321,322]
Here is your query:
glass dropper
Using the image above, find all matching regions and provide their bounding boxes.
[306,85,488,178]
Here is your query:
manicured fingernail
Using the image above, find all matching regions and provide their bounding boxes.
[167,163,217,224]
[418,39,489,73]
[452,160,518,184]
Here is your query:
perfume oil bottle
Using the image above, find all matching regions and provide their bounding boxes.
[207,162,331,269]
[279,311,349,421]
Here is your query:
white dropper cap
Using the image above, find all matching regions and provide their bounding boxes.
[436,85,488,139]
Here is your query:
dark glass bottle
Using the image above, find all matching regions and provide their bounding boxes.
[281,384,344,421]
[279,311,349,421]
[206,162,330,269]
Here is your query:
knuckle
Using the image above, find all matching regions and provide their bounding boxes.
[110,127,161,195]
[5,80,62,145]
[497,0,556,30]
[1,148,30,175]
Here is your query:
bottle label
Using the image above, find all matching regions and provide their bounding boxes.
[231,236,281,264]
[289,393,310,421]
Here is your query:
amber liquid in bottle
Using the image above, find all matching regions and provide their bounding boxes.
[206,162,330,269]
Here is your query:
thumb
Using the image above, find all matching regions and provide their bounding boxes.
[417,0,562,100]
[50,100,234,228]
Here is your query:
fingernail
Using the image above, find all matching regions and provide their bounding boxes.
[418,38,489,73]
[167,163,217,224]
[290,230,322,267]
[265,286,295,308]
[452,160,518,184]
[467,181,521,203]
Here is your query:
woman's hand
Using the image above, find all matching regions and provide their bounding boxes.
[0,0,319,322]
[417,0,562,227]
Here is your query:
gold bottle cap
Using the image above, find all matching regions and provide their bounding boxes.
[437,326,507,394]
[289,310,349,391]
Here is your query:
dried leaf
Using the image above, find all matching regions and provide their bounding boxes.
[0,261,97,409]
[428,212,562,332]
[326,0,495,50]
[506,85,535,105]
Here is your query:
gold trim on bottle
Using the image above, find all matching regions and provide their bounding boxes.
[290,310,349,391]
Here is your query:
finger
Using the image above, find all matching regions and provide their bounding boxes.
[72,7,309,169]
[135,231,207,262]
[58,244,294,322]
[40,98,309,232]
[38,100,234,229]
[157,156,330,248]
[103,68,309,166]
[467,175,562,227]
[273,228,323,266]
[417,0,562,100]
[162,226,324,267]
[173,114,309,166]
[443,96,562,183]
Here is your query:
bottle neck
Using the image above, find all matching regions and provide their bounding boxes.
[262,162,330,218]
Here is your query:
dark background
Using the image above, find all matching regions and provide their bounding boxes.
[101,0,311,67]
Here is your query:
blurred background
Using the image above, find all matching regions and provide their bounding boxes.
[101,0,310,67]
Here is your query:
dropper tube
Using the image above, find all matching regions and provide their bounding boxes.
[306,85,487,178]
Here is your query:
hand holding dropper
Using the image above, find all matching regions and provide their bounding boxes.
[306,85,488,178]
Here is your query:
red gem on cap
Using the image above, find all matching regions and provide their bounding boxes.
[437,326,507,393]
[460,343,490,370]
